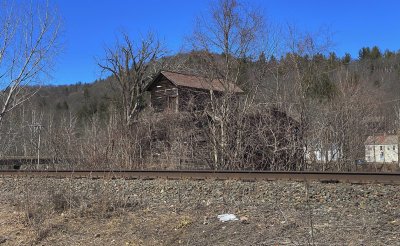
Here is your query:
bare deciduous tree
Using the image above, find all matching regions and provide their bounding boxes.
[189,0,266,169]
[0,0,61,124]
[396,103,400,165]
[98,32,164,126]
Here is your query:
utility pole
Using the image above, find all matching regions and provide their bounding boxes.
[397,106,400,167]
[29,123,43,169]
[394,104,400,167]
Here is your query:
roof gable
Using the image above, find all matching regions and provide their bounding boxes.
[364,134,398,145]
[146,71,244,93]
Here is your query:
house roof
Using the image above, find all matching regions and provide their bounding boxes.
[148,71,244,93]
[364,134,398,145]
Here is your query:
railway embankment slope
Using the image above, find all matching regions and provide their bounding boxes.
[0,177,399,245]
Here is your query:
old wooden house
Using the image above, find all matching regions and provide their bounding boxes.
[143,70,304,170]
[145,71,244,112]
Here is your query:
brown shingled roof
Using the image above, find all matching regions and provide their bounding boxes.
[364,134,398,145]
[153,71,244,93]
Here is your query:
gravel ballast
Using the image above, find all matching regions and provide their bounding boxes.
[0,177,399,245]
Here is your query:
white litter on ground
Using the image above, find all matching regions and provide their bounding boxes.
[217,214,239,222]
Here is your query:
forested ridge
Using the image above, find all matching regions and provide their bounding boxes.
[28,47,400,129]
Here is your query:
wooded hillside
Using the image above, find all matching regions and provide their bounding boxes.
[1,0,399,171]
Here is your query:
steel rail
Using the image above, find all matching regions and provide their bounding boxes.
[0,170,399,184]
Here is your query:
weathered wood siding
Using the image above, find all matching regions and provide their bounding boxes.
[178,87,211,111]
[149,79,179,112]
[148,76,228,113]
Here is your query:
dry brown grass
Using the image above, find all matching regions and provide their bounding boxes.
[1,177,399,245]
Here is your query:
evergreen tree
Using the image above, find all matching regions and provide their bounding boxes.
[342,53,351,64]
[359,47,371,60]
[328,52,337,62]
[370,46,382,59]
[384,49,394,59]
[312,53,325,63]
[328,52,338,67]
[257,51,266,64]
[269,55,277,63]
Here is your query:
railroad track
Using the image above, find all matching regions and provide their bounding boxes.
[0,170,399,184]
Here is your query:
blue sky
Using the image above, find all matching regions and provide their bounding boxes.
[51,0,400,85]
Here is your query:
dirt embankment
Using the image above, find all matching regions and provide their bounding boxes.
[0,178,399,245]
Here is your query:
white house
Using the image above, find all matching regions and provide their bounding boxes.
[364,134,398,163]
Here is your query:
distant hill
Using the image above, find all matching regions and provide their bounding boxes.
[25,48,400,128]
